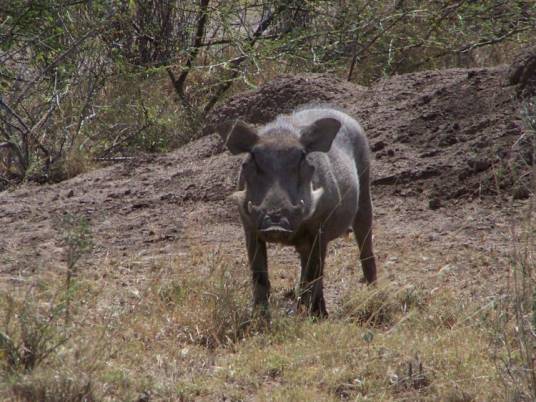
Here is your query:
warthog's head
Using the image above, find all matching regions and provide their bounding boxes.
[218,117,341,242]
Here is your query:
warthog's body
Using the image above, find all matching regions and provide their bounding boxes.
[218,106,376,317]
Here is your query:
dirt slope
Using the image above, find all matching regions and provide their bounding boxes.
[209,67,528,201]
[0,64,532,300]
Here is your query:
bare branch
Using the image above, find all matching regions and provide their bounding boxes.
[98,123,152,157]
[167,0,210,107]
[14,23,109,107]
[348,8,412,81]
[203,4,286,114]
[0,98,31,134]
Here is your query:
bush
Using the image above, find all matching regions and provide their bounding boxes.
[10,369,96,402]
[0,293,69,374]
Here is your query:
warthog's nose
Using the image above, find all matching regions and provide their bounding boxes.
[260,211,290,231]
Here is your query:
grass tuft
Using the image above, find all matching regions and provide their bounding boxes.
[9,368,96,402]
[337,282,428,328]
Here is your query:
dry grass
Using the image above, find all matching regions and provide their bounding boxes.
[0,240,519,401]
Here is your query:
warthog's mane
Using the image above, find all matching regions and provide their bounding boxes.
[258,103,357,139]
[292,102,355,117]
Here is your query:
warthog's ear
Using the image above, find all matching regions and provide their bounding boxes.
[300,118,341,153]
[217,120,259,155]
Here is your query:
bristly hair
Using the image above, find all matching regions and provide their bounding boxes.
[293,102,355,117]
[257,103,356,138]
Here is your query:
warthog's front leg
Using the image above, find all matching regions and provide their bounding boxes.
[245,228,270,315]
[297,233,328,317]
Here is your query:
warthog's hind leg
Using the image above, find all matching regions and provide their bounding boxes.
[353,190,377,283]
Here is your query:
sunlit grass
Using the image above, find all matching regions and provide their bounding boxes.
[0,244,515,401]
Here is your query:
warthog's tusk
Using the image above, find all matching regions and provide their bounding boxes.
[303,185,324,220]
[229,190,246,205]
[247,200,253,214]
[311,186,324,209]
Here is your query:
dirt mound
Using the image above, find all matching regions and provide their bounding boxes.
[0,134,242,274]
[208,65,531,202]
[205,73,366,132]
[509,45,536,96]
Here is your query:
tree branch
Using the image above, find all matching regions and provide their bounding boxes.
[347,8,411,81]
[401,25,532,72]
[14,26,102,107]
[167,0,210,107]
[0,98,31,134]
[202,5,286,114]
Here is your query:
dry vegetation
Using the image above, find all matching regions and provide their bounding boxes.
[0,246,512,401]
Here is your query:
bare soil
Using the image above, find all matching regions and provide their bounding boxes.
[1,63,533,306]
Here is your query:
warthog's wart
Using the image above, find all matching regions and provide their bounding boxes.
[218,106,377,317]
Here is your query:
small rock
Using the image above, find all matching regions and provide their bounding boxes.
[371,141,386,152]
[428,198,441,210]
[467,159,491,173]
[420,95,431,104]
[66,189,74,198]
[438,264,454,276]
[513,185,530,200]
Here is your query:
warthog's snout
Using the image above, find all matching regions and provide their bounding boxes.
[259,211,291,230]
[250,204,302,242]
[260,211,290,231]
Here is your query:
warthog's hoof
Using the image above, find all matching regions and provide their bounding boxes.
[296,297,328,319]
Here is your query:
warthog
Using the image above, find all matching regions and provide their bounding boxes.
[217,106,376,317]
